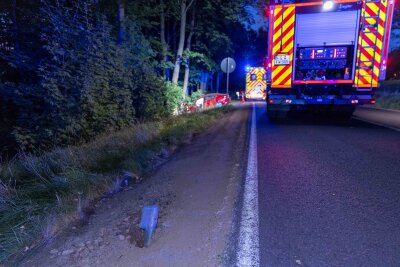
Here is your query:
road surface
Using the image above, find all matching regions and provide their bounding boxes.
[238,103,400,266]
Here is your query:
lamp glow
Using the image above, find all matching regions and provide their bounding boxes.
[323,1,334,10]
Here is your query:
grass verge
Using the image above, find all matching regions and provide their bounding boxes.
[0,106,233,264]
[374,81,400,110]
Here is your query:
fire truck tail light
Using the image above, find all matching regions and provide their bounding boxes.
[351,100,359,104]
[371,99,376,104]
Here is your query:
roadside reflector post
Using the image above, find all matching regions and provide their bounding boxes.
[139,205,159,247]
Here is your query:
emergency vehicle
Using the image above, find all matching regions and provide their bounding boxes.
[266,0,396,118]
[245,67,267,100]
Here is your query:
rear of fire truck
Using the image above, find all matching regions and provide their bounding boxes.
[266,0,396,119]
[246,67,267,100]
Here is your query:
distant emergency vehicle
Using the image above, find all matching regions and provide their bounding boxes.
[245,67,267,100]
[265,0,396,119]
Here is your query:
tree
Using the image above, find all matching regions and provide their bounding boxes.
[117,0,125,45]
[171,0,195,84]
[182,4,196,95]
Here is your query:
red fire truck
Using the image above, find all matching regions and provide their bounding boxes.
[266,0,396,119]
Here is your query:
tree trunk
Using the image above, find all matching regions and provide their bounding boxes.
[200,70,208,91]
[160,0,168,78]
[182,61,190,96]
[210,72,214,92]
[216,71,221,93]
[200,71,204,90]
[182,5,195,96]
[172,0,194,84]
[204,72,209,92]
[11,0,19,51]
[117,0,125,45]
[166,21,172,81]
[172,21,177,53]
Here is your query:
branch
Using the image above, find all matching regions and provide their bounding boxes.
[185,0,195,13]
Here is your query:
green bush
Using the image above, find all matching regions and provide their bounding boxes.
[2,1,176,152]
[186,89,205,104]
[164,82,184,113]
[374,81,400,110]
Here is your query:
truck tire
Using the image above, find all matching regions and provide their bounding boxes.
[267,109,277,120]
[267,104,287,120]
[336,111,354,121]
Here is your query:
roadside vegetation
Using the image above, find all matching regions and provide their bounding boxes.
[374,80,400,110]
[0,105,232,263]
[0,0,262,157]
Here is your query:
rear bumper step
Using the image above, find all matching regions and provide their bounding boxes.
[268,97,375,106]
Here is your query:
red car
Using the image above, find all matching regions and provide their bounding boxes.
[194,93,230,110]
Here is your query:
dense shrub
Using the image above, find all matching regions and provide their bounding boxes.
[0,1,182,153]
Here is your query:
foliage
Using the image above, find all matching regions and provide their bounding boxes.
[186,89,205,103]
[182,49,216,71]
[375,81,400,110]
[387,49,400,79]
[164,81,185,110]
[35,0,134,147]
[0,0,175,153]
[131,67,168,120]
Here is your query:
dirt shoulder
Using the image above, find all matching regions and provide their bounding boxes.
[17,106,249,267]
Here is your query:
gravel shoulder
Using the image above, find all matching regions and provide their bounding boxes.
[17,106,249,267]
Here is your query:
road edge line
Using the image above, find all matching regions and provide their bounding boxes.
[237,103,260,267]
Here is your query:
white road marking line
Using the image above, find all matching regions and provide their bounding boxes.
[353,116,400,132]
[237,103,260,267]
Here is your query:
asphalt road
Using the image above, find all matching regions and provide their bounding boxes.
[244,103,400,266]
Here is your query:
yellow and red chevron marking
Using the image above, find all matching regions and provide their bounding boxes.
[354,0,388,88]
[271,6,295,88]
[246,68,266,99]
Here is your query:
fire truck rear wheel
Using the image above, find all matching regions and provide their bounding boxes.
[336,111,354,121]
[267,105,287,120]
